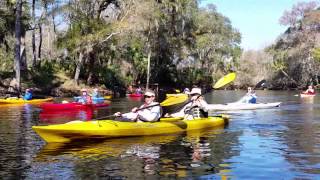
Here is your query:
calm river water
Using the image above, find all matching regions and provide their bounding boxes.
[0,90,320,179]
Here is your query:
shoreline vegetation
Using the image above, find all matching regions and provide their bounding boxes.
[1,1,320,97]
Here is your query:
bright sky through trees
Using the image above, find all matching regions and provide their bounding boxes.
[201,0,306,50]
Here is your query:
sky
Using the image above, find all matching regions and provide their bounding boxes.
[201,0,307,50]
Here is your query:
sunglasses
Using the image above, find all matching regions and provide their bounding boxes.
[144,95,154,98]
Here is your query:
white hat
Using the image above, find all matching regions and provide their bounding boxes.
[144,90,155,96]
[190,88,201,95]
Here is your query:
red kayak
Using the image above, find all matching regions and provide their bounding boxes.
[128,93,143,97]
[300,92,316,97]
[39,109,93,124]
[40,102,110,111]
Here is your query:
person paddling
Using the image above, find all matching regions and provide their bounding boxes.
[77,89,92,104]
[167,87,209,120]
[91,88,103,104]
[238,87,257,104]
[303,85,315,94]
[114,89,161,122]
[23,88,33,100]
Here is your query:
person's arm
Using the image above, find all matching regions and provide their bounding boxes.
[198,99,209,112]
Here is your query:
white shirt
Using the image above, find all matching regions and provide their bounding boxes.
[122,102,161,122]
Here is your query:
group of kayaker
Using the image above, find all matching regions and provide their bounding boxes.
[22,87,105,105]
[74,88,107,104]
[114,87,211,122]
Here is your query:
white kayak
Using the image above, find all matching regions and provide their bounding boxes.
[207,102,281,111]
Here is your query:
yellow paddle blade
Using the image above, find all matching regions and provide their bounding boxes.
[160,94,188,106]
[213,72,236,89]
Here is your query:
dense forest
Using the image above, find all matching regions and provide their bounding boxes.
[0,0,319,96]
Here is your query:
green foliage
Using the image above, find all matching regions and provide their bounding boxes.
[312,48,320,63]
[270,51,288,71]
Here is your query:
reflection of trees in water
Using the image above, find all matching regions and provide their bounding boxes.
[281,111,320,174]
[253,102,320,175]
[0,104,39,178]
[157,130,242,178]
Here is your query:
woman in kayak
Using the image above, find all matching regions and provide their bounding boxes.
[303,85,315,94]
[167,87,209,120]
[23,88,33,100]
[114,90,161,122]
[91,88,103,104]
[77,89,92,104]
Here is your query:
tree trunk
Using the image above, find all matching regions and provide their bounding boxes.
[31,0,36,68]
[14,0,22,91]
[146,49,151,90]
[20,38,27,71]
[74,52,84,84]
[38,23,42,66]
[87,53,95,85]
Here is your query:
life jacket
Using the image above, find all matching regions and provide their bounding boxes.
[184,105,208,119]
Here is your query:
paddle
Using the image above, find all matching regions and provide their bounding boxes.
[213,72,236,89]
[160,94,188,106]
[93,73,236,122]
[94,103,161,120]
[165,72,237,115]
[160,72,237,108]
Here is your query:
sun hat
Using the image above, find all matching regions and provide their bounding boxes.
[144,89,155,96]
[189,88,201,95]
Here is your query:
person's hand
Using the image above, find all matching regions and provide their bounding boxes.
[131,107,138,113]
[114,112,121,117]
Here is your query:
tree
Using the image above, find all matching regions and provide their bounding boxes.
[14,0,23,91]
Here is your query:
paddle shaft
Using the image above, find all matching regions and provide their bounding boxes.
[94,103,161,120]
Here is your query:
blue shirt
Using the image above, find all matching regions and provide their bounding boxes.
[23,92,33,100]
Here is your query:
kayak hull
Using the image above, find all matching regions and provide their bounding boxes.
[128,93,143,97]
[40,102,109,111]
[0,97,53,104]
[32,116,229,143]
[207,102,281,111]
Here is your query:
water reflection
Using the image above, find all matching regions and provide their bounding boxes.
[2,91,320,179]
[33,127,236,179]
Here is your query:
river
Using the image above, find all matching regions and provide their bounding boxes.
[0,90,319,179]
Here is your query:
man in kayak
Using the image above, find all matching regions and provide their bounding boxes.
[237,87,257,104]
[23,88,33,100]
[303,85,315,94]
[77,89,92,104]
[114,89,161,122]
[167,87,209,120]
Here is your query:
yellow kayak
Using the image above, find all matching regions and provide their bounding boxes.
[103,95,112,99]
[0,97,53,104]
[32,116,229,143]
